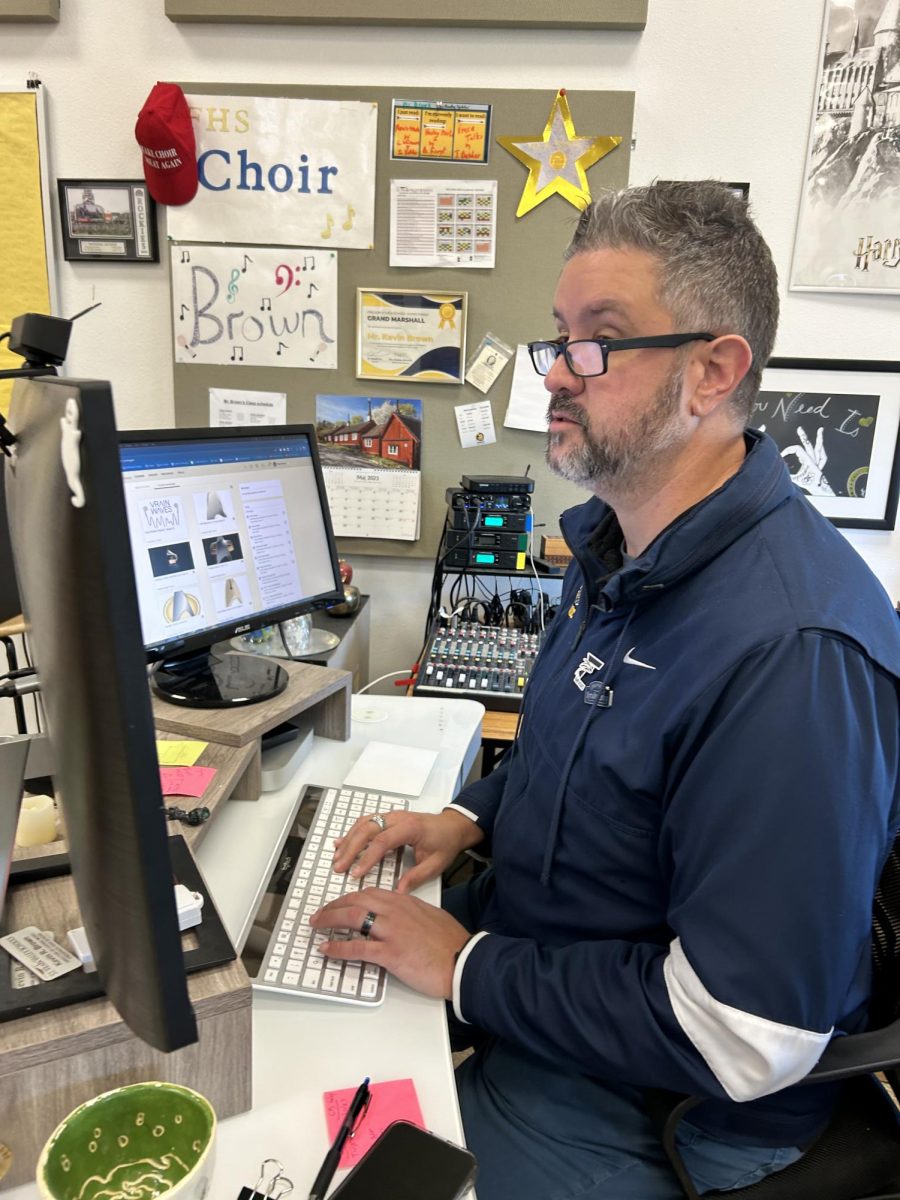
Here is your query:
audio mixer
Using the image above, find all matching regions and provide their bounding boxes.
[413,621,543,711]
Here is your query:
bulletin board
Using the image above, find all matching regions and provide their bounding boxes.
[0,86,56,415]
[171,82,633,558]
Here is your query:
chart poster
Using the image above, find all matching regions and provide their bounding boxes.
[391,99,491,164]
[356,288,466,384]
[390,180,497,268]
[168,94,377,249]
[172,244,337,369]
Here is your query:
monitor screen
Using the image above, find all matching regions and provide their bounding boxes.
[118,426,344,706]
[4,374,197,1051]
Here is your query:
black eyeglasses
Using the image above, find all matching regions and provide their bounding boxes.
[527,332,716,378]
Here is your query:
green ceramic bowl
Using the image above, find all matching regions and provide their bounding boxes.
[36,1082,216,1200]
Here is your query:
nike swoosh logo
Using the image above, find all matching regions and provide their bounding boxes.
[623,647,656,670]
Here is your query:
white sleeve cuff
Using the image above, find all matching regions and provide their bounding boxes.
[452,931,490,1024]
[444,802,480,824]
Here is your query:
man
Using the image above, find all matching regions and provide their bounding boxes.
[311,181,900,1197]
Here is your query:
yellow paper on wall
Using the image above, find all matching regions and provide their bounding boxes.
[0,91,52,417]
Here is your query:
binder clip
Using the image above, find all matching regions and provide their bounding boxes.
[238,1158,293,1200]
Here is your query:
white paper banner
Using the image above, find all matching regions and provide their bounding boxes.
[168,94,377,249]
[172,244,337,369]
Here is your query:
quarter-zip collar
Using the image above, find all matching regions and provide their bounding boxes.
[559,430,796,615]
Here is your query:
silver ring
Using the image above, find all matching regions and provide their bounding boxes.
[369,813,387,831]
[360,910,377,938]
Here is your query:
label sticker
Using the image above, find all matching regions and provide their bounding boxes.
[0,926,82,981]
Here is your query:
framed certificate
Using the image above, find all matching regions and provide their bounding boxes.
[356,288,467,385]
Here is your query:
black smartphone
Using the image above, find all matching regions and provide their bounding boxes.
[328,1120,477,1200]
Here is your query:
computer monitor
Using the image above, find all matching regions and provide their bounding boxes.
[3,374,197,1052]
[118,425,344,707]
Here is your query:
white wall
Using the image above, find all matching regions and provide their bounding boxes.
[2,0,898,722]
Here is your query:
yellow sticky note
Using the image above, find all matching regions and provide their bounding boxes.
[156,740,208,767]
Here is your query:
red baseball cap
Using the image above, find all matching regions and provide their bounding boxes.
[135,82,198,206]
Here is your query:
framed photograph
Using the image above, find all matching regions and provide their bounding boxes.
[56,179,158,263]
[790,1,900,293]
[756,358,900,529]
[356,288,467,385]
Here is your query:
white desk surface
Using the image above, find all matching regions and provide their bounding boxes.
[6,694,484,1200]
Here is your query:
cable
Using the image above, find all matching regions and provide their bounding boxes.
[355,669,414,695]
[527,503,547,631]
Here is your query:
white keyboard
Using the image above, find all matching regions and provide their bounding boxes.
[252,783,409,1005]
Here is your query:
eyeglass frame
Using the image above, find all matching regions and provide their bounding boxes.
[527,332,716,378]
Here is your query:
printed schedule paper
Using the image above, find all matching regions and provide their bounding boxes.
[323,467,421,541]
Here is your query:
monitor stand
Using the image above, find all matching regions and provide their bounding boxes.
[151,649,289,708]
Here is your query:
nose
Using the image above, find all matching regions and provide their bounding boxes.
[543,349,583,395]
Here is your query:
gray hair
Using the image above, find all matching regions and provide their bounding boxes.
[565,180,779,423]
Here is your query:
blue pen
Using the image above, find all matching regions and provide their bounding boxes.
[307,1077,371,1200]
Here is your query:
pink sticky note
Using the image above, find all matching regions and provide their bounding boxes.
[159,765,217,798]
[323,1078,425,1169]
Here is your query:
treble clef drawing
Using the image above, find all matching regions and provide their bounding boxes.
[227,268,241,303]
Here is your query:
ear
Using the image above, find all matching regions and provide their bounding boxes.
[686,335,753,418]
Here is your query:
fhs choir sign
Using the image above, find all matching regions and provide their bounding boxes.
[168,94,377,250]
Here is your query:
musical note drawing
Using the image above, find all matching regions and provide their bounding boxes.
[176,335,197,359]
[230,346,244,362]
[276,342,288,356]
[260,297,272,312]
[302,309,334,344]
[307,282,319,299]
[179,304,189,321]
[320,214,334,239]
[241,254,253,273]
[227,268,240,303]
[342,204,356,231]
[180,249,191,263]
[303,255,316,271]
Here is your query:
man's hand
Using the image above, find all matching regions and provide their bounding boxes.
[308,887,472,999]
[331,807,484,894]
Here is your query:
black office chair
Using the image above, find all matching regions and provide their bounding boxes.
[650,832,900,1200]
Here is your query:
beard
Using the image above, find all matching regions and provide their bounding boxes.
[545,368,686,494]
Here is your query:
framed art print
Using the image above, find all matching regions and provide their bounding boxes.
[756,358,900,528]
[790,1,900,293]
[57,179,158,263]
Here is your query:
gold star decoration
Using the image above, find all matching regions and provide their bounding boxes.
[497,89,622,218]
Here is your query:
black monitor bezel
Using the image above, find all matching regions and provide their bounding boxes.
[118,424,345,665]
[6,374,198,1051]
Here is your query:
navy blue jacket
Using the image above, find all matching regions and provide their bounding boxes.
[449,431,900,1145]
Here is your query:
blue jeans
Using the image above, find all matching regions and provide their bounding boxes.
[454,1040,803,1199]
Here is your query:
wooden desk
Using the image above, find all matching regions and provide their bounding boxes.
[479,707,518,774]
[0,616,26,640]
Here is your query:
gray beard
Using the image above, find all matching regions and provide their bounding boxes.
[545,371,685,493]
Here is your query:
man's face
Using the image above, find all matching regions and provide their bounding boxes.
[544,246,692,497]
